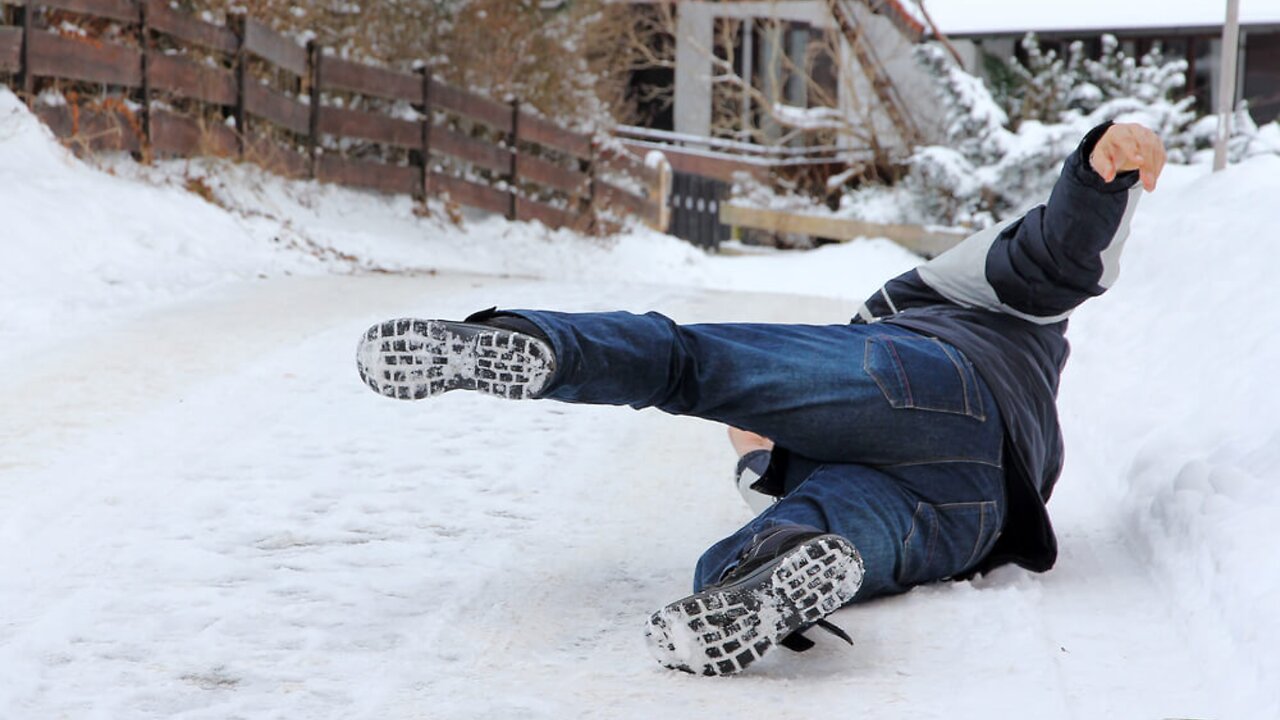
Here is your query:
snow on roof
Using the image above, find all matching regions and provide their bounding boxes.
[915,0,1280,36]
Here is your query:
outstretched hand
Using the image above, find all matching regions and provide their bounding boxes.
[1090,123,1167,192]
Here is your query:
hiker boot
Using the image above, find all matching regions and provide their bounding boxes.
[644,525,864,676]
[356,315,555,401]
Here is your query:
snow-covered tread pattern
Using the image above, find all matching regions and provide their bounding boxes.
[644,535,863,676]
[356,319,555,401]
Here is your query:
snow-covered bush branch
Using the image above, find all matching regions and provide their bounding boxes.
[904,35,1276,228]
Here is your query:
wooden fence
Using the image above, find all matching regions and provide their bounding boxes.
[0,0,663,231]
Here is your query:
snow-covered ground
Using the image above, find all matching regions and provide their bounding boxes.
[2,86,1278,718]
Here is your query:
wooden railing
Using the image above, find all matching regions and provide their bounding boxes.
[0,0,663,231]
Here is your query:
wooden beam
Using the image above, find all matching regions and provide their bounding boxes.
[718,204,966,258]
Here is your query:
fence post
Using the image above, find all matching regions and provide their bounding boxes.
[138,0,151,160]
[585,139,597,234]
[307,40,320,179]
[417,66,433,204]
[17,0,33,103]
[507,99,520,222]
[229,13,247,159]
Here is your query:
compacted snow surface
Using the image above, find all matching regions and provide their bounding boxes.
[1,87,1277,719]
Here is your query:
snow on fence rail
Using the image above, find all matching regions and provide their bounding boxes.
[0,0,663,231]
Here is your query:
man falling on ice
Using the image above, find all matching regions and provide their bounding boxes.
[355,122,1165,676]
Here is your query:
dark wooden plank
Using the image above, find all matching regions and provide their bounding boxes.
[599,147,660,185]
[244,81,309,134]
[431,125,510,174]
[28,32,142,86]
[520,154,588,196]
[431,172,510,215]
[0,27,20,73]
[246,134,308,178]
[318,155,418,195]
[146,0,236,53]
[151,109,237,157]
[320,56,420,102]
[518,113,590,159]
[316,106,419,148]
[515,197,575,230]
[37,104,142,152]
[43,0,139,24]
[429,79,511,133]
[243,17,305,76]
[149,54,236,106]
[598,180,659,225]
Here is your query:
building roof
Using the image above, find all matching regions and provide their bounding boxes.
[912,0,1280,37]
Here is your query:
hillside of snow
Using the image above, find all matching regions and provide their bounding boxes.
[2,85,1278,719]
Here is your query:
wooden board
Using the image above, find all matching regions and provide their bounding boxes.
[597,180,659,226]
[28,32,142,87]
[151,109,237,157]
[431,172,510,216]
[429,79,511,133]
[718,204,967,258]
[598,147,660,186]
[320,55,420,103]
[43,0,138,24]
[514,197,575,230]
[520,154,588,196]
[0,27,20,73]
[245,81,309,135]
[37,104,141,152]
[432,124,510,174]
[615,140,767,184]
[518,113,590,159]
[318,155,418,195]
[246,135,308,178]
[148,54,236,107]
[243,17,306,76]
[146,0,237,54]
[316,106,419,148]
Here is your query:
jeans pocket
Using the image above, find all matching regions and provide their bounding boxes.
[863,335,986,420]
[897,500,1000,586]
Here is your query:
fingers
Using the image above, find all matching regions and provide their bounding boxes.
[1091,123,1167,191]
[1092,145,1117,183]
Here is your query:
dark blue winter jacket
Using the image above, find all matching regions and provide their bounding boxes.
[852,122,1144,573]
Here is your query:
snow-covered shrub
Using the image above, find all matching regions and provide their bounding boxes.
[906,35,1206,227]
[905,44,1076,227]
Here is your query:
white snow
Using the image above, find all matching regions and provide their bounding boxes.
[918,0,1280,35]
[2,84,1279,718]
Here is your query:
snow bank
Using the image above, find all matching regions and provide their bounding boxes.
[3,81,1279,716]
[1062,157,1280,716]
[0,89,318,351]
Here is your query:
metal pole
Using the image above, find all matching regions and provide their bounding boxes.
[1213,0,1241,172]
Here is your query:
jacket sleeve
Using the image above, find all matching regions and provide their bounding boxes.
[856,122,1144,325]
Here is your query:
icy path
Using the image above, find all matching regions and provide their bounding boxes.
[0,275,1223,719]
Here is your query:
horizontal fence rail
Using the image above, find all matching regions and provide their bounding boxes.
[0,0,663,232]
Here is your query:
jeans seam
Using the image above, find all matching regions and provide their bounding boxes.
[934,339,987,422]
[968,502,986,569]
[864,337,906,410]
[902,501,924,580]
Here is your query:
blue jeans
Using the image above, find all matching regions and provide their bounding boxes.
[510,310,1006,601]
